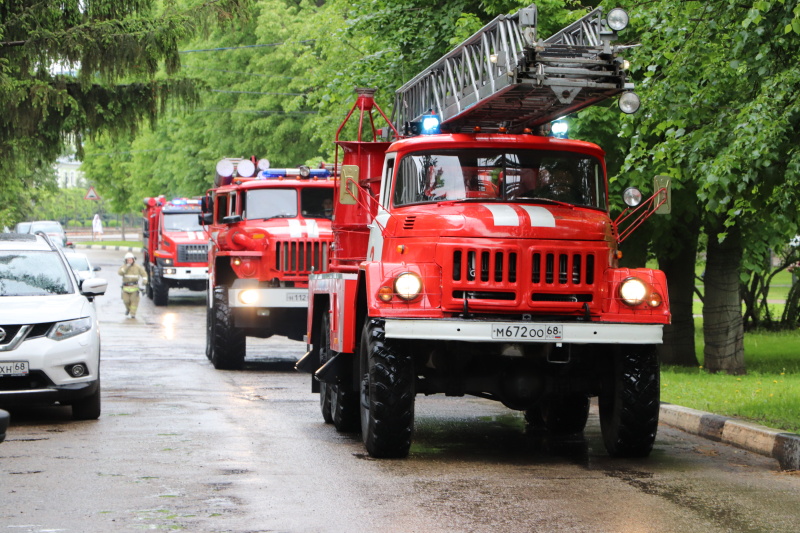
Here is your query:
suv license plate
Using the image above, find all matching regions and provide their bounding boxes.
[491,324,563,341]
[0,361,29,376]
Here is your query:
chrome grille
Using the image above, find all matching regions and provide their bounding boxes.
[275,240,330,275]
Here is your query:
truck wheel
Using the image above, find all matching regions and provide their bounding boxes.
[144,260,153,299]
[152,267,169,306]
[599,345,660,458]
[359,318,414,458]
[318,313,359,431]
[317,313,333,424]
[526,394,590,435]
[211,287,246,370]
[71,379,101,420]
[205,302,213,361]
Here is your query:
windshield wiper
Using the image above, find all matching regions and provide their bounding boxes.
[509,197,575,208]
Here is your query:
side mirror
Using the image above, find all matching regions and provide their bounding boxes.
[201,195,212,213]
[654,175,672,215]
[81,277,108,297]
[199,213,213,225]
[222,214,243,224]
[93,266,101,272]
[339,165,359,205]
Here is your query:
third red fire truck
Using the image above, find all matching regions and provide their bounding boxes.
[297,4,672,458]
[202,158,335,370]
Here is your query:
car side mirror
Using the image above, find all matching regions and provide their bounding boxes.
[201,196,212,213]
[81,278,108,298]
[199,213,213,225]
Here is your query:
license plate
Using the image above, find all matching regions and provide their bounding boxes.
[491,324,563,341]
[286,292,308,303]
[0,361,29,376]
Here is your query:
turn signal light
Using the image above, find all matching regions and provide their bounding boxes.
[377,286,393,302]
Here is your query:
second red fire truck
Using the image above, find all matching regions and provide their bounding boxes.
[297,4,671,458]
[142,196,209,306]
[201,158,335,370]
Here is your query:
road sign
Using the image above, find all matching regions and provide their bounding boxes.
[84,186,100,200]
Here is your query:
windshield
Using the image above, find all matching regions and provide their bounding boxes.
[0,251,73,296]
[301,188,334,219]
[245,189,298,220]
[163,213,203,232]
[66,254,90,271]
[392,149,606,209]
[29,222,64,234]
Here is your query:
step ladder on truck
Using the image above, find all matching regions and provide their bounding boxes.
[296,3,672,458]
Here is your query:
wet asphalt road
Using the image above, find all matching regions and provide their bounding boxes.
[1,248,799,533]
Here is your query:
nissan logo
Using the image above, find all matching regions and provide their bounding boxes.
[0,327,6,343]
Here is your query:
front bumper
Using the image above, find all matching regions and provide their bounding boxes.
[0,331,101,405]
[163,266,208,281]
[383,319,663,344]
[228,287,309,309]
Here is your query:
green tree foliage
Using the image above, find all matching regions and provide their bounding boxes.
[617,0,800,374]
[0,0,250,226]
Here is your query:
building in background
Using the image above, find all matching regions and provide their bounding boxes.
[55,154,84,188]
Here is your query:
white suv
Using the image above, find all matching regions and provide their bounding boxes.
[0,233,107,419]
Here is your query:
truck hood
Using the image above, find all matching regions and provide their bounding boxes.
[247,219,333,240]
[163,231,208,244]
[385,202,614,241]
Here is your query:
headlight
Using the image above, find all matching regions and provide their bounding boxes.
[239,289,259,305]
[606,8,629,31]
[619,278,648,306]
[48,317,92,341]
[393,272,422,301]
[619,92,641,114]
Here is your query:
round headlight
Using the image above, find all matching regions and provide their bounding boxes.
[299,165,311,178]
[393,272,422,301]
[607,8,629,31]
[619,92,641,114]
[237,159,256,178]
[239,289,259,305]
[619,278,648,306]
[257,158,271,171]
[623,187,643,207]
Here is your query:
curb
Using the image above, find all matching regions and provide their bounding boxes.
[660,403,800,470]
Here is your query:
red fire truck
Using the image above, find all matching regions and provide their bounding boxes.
[297,4,671,458]
[142,196,209,306]
[201,158,335,370]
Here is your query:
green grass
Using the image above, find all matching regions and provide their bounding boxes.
[662,324,800,434]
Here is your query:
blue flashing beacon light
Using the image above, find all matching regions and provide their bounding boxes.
[421,114,441,135]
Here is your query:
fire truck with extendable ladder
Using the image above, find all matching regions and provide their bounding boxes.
[201,158,335,370]
[296,4,672,458]
[142,196,209,306]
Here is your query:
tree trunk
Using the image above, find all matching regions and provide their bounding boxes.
[703,223,746,375]
[656,219,700,366]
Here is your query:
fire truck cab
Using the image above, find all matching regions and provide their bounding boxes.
[142,196,209,306]
[202,158,335,370]
[298,4,672,459]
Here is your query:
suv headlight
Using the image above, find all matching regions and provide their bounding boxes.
[48,317,92,341]
[394,272,423,301]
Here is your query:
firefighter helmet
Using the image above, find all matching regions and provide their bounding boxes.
[124,252,136,261]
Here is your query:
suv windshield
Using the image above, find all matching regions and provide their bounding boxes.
[163,213,203,232]
[0,251,73,296]
[392,149,606,209]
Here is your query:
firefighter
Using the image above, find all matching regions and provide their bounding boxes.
[118,252,148,319]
